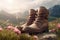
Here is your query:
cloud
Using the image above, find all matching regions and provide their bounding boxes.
[0,0,60,13]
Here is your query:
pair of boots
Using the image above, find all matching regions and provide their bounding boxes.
[21,6,49,35]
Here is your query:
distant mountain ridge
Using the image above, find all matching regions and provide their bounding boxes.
[48,5,60,21]
[0,10,27,24]
[49,5,60,17]
[0,10,18,24]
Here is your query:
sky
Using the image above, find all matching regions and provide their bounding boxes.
[0,0,60,14]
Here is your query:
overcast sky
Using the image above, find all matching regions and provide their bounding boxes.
[0,0,60,14]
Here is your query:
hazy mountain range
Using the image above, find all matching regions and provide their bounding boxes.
[0,10,27,24]
[0,5,60,24]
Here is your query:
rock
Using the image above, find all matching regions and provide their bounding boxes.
[40,33,57,40]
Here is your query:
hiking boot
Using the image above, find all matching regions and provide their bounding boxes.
[21,9,37,30]
[23,6,49,34]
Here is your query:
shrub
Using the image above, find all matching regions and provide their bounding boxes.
[19,34,34,40]
[0,29,34,40]
[0,29,19,40]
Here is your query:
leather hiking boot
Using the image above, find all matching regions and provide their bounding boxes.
[21,9,37,30]
[23,6,49,35]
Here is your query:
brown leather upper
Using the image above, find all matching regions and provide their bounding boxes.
[26,9,37,26]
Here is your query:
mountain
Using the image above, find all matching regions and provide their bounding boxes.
[0,10,27,25]
[48,5,60,21]
[0,10,17,24]
[49,5,60,18]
